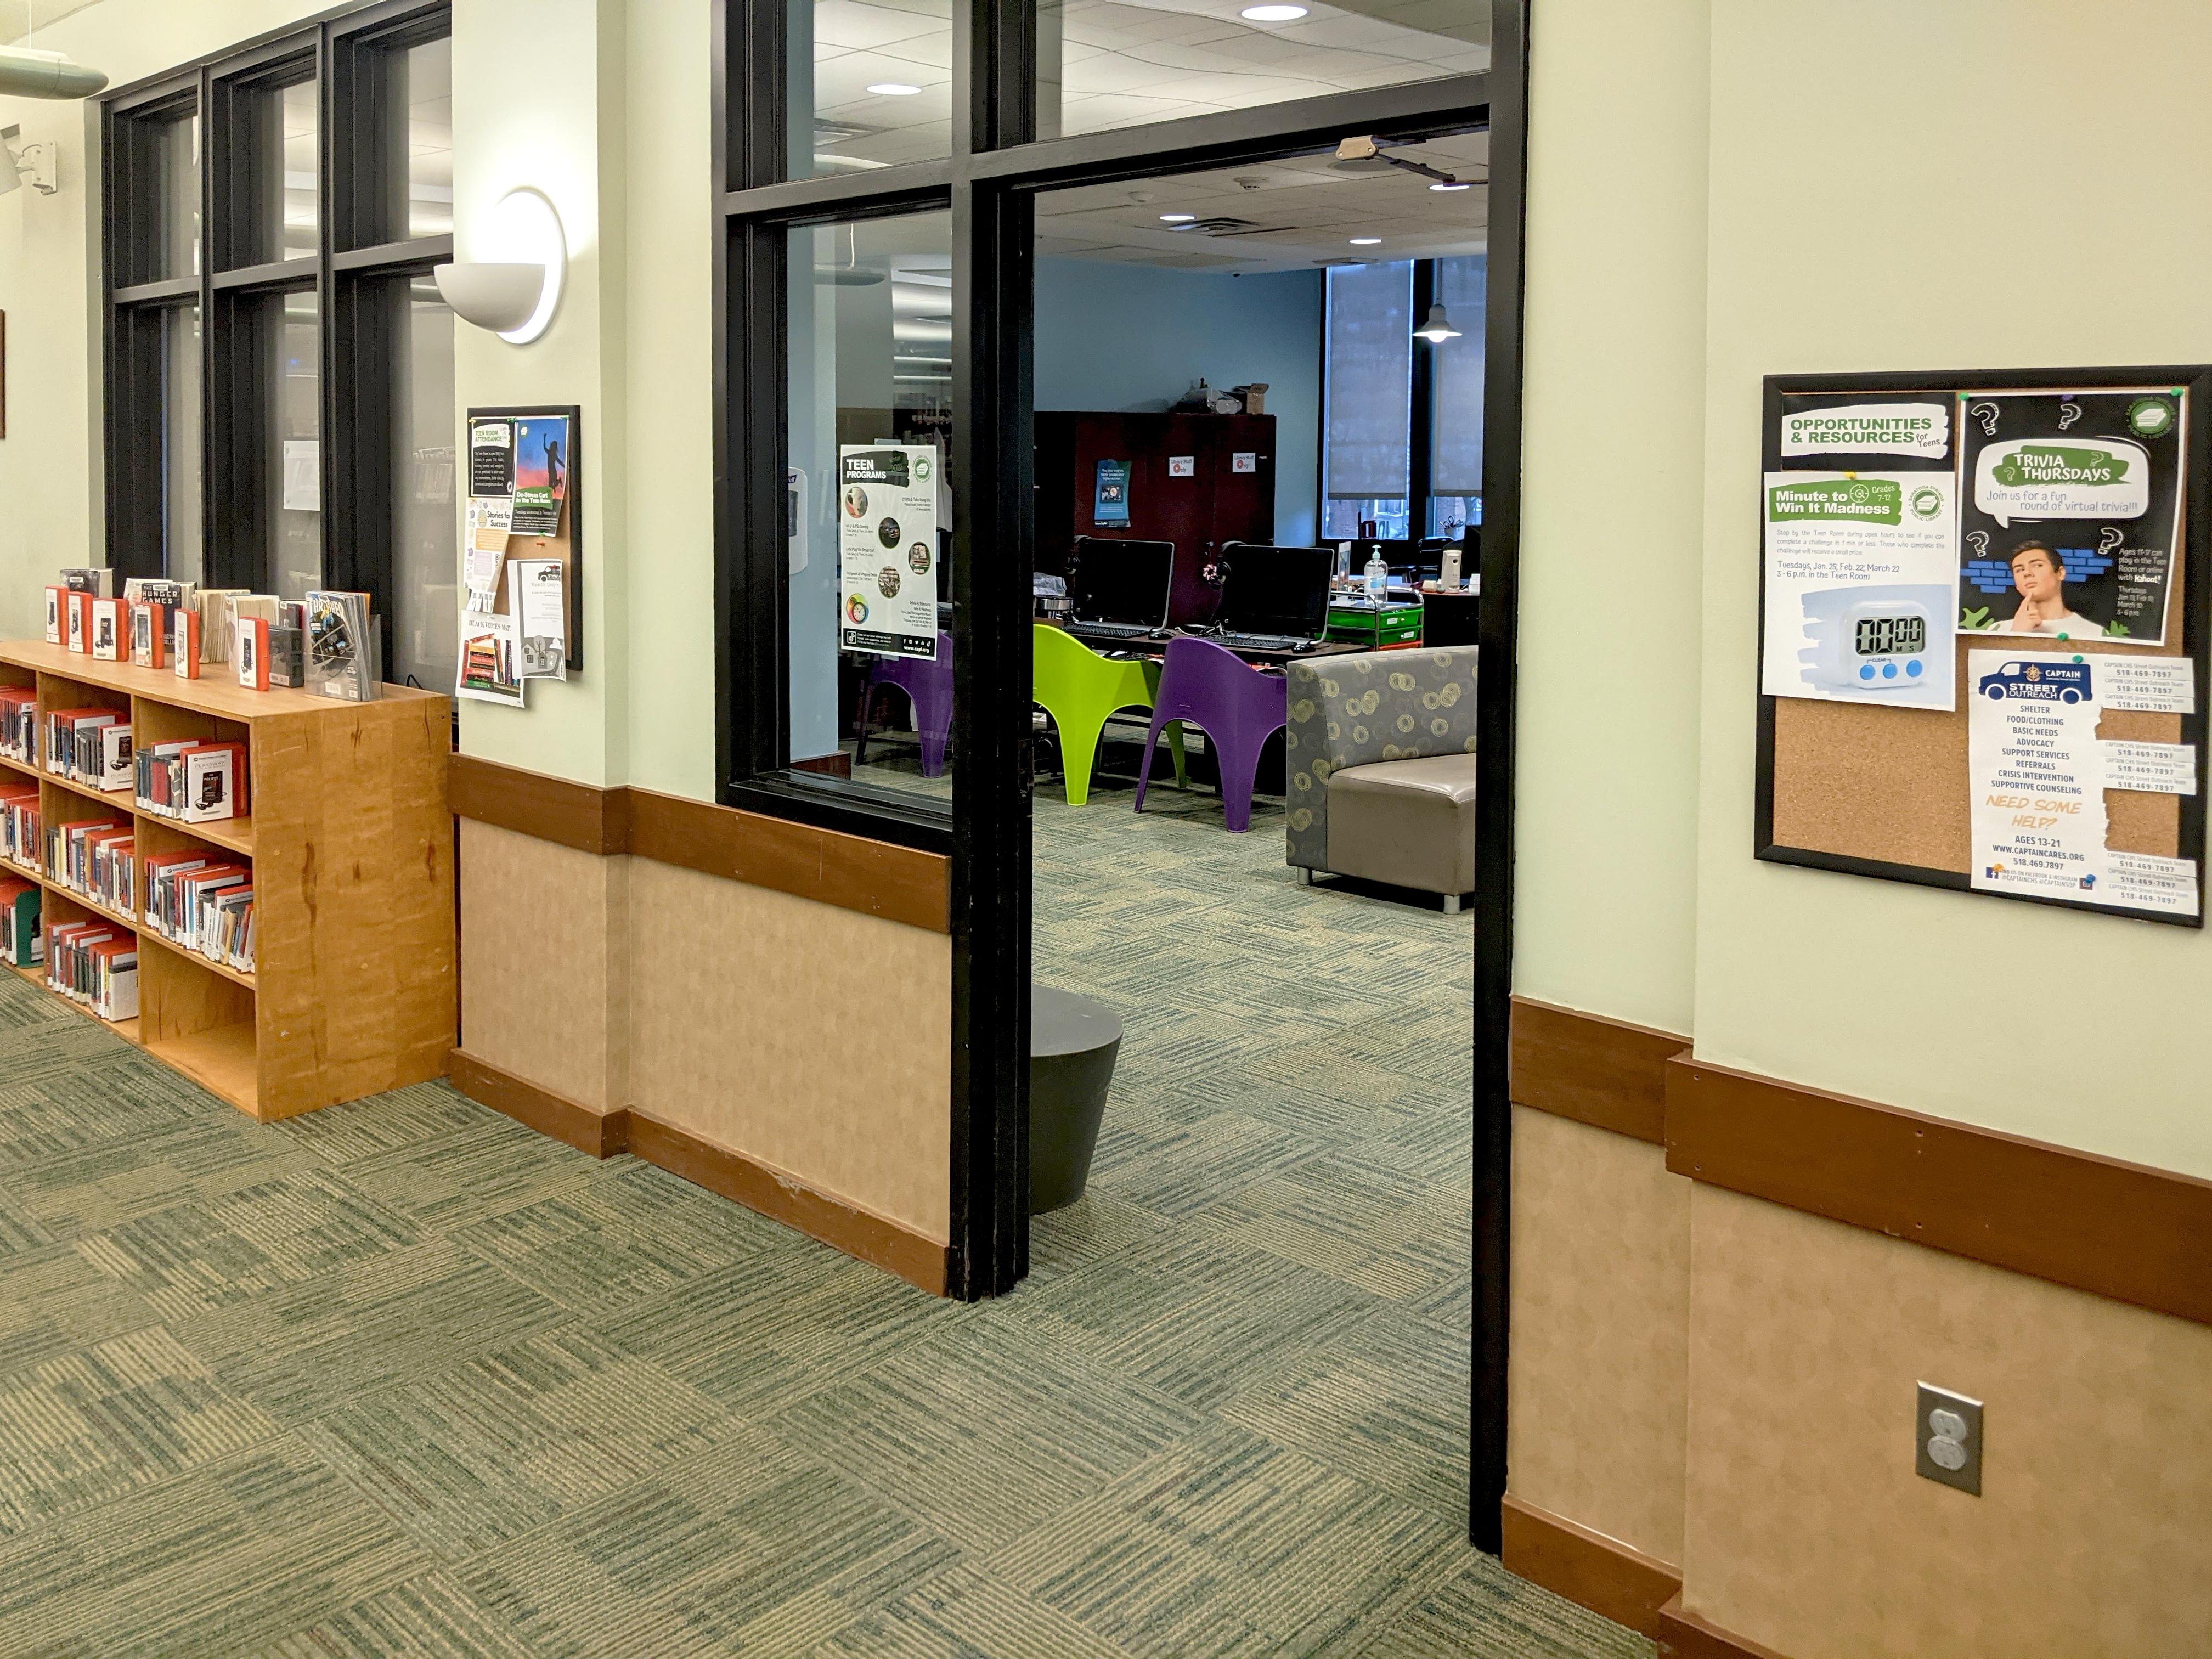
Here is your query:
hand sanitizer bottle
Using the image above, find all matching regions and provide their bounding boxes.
[1363,546,1389,601]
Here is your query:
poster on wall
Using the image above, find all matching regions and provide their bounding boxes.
[1955,388,2184,647]
[1760,393,1960,710]
[838,444,941,660]
[1094,458,1131,526]
[1966,648,2198,918]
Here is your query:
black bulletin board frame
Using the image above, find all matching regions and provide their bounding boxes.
[468,403,584,672]
[1755,364,2212,927]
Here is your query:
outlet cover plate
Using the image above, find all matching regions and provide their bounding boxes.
[1916,1381,1983,1496]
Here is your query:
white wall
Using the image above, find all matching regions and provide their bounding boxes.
[1511,0,1711,1036]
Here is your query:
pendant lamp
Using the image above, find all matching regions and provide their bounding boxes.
[1413,303,1461,343]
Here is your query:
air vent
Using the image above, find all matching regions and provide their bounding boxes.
[1165,216,1289,238]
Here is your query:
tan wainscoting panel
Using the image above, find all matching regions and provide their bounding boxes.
[627,857,952,1246]
[1683,1183,2212,1659]
[1500,1495,1681,1640]
[1666,1054,2212,1328]
[1509,995,1685,1143]
[459,819,630,1115]
[448,754,950,933]
[1510,1106,1691,1565]
[1655,1595,1790,1659]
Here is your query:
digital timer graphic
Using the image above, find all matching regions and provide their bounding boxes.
[1797,584,1947,692]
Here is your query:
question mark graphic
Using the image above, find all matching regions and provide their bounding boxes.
[2059,401,2083,431]
[1967,531,1989,558]
[1970,402,2000,436]
[2099,526,2124,554]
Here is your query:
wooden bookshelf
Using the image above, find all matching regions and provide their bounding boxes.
[0,640,454,1120]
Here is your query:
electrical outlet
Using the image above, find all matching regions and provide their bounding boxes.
[1916,1383,1983,1495]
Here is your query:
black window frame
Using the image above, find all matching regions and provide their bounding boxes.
[103,0,455,681]
[717,0,1527,1551]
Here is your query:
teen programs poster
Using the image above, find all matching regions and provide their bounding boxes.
[838,444,941,660]
[1762,392,1960,710]
[1955,388,2184,647]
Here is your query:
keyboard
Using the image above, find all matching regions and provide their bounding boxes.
[1071,621,1169,640]
[1214,632,1318,653]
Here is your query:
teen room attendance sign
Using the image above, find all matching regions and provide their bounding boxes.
[838,444,941,660]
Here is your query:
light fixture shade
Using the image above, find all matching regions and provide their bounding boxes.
[0,47,108,99]
[435,187,566,343]
[1414,302,1462,342]
[432,262,546,334]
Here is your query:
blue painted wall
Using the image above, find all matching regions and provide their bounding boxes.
[1034,257,1323,546]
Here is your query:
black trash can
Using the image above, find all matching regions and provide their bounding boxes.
[1029,986,1122,1213]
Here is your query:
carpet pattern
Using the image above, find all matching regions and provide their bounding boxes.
[0,766,1648,1658]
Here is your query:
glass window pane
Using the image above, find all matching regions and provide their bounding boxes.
[279,78,319,258]
[786,210,955,806]
[262,290,322,602]
[1323,260,1410,527]
[1035,0,1489,143]
[150,112,200,281]
[1427,252,1484,532]
[406,37,453,240]
[389,276,458,690]
[789,0,952,178]
[163,304,203,583]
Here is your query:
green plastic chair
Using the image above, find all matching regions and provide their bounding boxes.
[1034,624,1186,805]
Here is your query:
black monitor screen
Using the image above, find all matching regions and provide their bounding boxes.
[1218,545,1332,637]
[1069,538,1175,628]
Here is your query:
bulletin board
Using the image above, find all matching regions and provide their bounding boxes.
[1754,365,2212,926]
[467,404,583,671]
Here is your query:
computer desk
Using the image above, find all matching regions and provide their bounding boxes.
[1054,622,1367,668]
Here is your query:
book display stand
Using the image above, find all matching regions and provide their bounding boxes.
[0,640,454,1119]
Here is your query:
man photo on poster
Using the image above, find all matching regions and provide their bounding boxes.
[1995,540,2102,637]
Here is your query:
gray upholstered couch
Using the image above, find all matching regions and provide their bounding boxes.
[1284,645,1477,911]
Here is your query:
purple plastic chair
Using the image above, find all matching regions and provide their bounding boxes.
[856,630,952,778]
[1133,636,1288,833]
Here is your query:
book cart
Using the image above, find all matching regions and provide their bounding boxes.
[0,640,454,1120]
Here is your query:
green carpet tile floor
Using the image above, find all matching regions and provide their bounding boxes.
[0,753,1649,1658]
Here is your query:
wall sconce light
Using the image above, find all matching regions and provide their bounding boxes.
[0,139,58,196]
[0,46,107,99]
[433,187,566,344]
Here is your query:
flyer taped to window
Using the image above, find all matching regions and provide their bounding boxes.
[1762,393,1960,710]
[838,444,941,660]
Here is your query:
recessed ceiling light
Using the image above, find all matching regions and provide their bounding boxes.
[1348,236,1381,245]
[1159,212,1195,223]
[867,82,922,95]
[1240,3,1307,19]
[1430,180,1472,192]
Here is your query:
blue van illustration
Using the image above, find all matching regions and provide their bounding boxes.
[1977,659,2092,705]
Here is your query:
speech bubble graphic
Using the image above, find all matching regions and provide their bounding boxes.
[1973,436,2150,526]
[1970,402,2001,436]
[2059,401,2083,431]
[1780,402,1949,458]
[2098,525,2124,554]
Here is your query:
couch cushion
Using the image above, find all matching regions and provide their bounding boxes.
[1329,752,1477,804]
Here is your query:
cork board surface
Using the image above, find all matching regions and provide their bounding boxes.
[1771,591,2186,873]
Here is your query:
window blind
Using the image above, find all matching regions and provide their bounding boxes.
[1324,261,1412,500]
[1429,254,1486,497]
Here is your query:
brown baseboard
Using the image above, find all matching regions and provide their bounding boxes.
[1499,1494,1680,1639]
[1509,996,1686,1144]
[447,1048,627,1157]
[445,1049,950,1297]
[624,1110,950,1297]
[1666,1054,2212,1329]
[1656,1594,1790,1659]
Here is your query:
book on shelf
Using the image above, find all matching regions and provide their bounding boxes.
[268,624,303,688]
[59,567,116,599]
[43,587,60,645]
[235,618,269,691]
[89,597,124,662]
[172,607,201,679]
[65,592,89,654]
[47,920,136,1021]
[194,590,250,664]
[0,785,37,872]
[129,601,169,670]
[0,877,40,966]
[0,688,33,764]
[203,884,254,974]
[46,816,131,902]
[304,590,381,702]
[149,860,247,953]
[123,578,196,611]
[134,739,248,824]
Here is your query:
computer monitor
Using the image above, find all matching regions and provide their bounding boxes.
[1069,538,1175,629]
[1408,539,1447,583]
[1217,544,1333,638]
